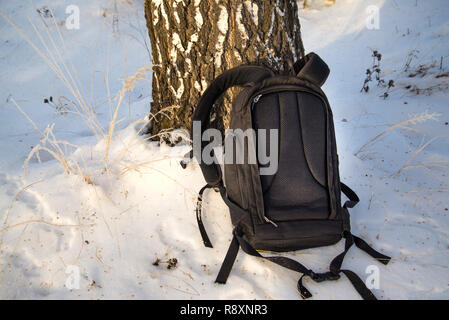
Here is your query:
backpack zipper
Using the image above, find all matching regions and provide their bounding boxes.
[250,85,333,225]
[250,86,326,104]
[251,92,278,227]
[252,92,278,226]
[251,94,263,111]
[253,94,262,103]
[264,216,278,228]
[251,93,271,225]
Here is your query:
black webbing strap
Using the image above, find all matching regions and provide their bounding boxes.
[236,229,386,300]
[214,233,389,300]
[353,234,391,265]
[340,182,391,265]
[340,182,360,208]
[215,228,317,299]
[214,185,252,286]
[326,183,392,299]
[215,233,240,284]
[327,231,379,300]
[340,269,377,300]
[195,182,253,250]
[195,184,213,248]
[214,184,392,300]
[217,184,249,218]
[216,228,383,300]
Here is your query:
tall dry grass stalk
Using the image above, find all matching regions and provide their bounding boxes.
[354,111,441,157]
[2,7,189,196]
[395,136,448,175]
[11,98,84,177]
[0,11,105,139]
[104,65,153,165]
[1,9,161,181]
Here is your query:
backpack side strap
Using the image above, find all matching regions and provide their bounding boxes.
[191,65,274,186]
[214,183,391,300]
[216,229,390,300]
[195,184,214,248]
[195,182,252,248]
[294,52,330,87]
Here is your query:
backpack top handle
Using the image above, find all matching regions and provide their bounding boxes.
[294,52,330,87]
[191,65,274,186]
[190,52,329,186]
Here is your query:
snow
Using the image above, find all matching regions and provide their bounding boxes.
[194,4,203,29]
[236,4,248,43]
[0,0,448,300]
[214,5,228,68]
[245,1,259,26]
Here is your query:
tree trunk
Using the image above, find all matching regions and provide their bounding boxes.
[144,0,305,139]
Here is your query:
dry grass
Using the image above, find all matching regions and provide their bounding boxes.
[104,64,153,164]
[12,98,83,177]
[0,3,197,193]
[354,110,441,157]
[0,4,188,264]
[9,59,155,184]
[395,136,448,175]
[0,8,157,185]
[0,219,92,234]
[3,179,44,226]
[0,11,105,140]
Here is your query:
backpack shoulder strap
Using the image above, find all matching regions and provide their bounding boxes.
[191,65,274,186]
[294,52,330,87]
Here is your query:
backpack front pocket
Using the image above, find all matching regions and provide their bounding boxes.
[253,90,330,222]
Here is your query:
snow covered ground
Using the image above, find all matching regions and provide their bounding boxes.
[0,0,448,299]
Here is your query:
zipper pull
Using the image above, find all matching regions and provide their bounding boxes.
[253,94,262,104]
[264,216,278,228]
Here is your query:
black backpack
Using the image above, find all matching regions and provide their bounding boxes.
[185,53,390,300]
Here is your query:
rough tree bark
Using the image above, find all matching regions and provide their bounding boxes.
[144,0,305,139]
